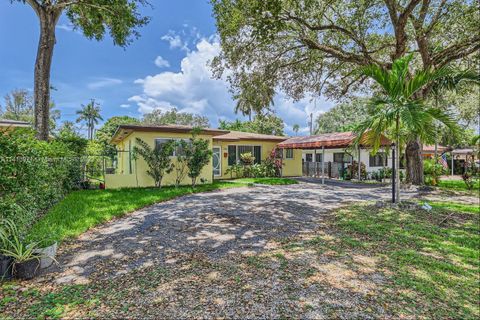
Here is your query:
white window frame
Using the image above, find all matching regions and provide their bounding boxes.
[285,148,294,159]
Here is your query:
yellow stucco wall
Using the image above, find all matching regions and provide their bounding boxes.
[106,131,214,189]
[105,132,303,189]
[213,139,302,179]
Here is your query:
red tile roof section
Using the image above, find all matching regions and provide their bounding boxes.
[277,132,391,149]
[422,145,448,153]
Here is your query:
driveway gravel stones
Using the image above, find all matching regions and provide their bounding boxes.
[44,181,417,284]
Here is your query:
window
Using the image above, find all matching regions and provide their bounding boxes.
[154,138,190,157]
[228,145,262,165]
[228,145,237,166]
[305,154,313,162]
[253,146,261,164]
[285,148,294,159]
[334,153,352,163]
[315,153,322,163]
[369,152,387,167]
[275,148,283,159]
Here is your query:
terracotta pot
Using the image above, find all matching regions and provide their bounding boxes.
[14,259,40,280]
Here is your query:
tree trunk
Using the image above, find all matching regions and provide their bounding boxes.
[33,8,59,140]
[405,139,424,185]
[395,116,401,203]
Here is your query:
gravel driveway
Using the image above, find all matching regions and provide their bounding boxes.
[49,180,415,284]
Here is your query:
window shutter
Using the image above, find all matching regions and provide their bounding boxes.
[254,146,261,164]
[228,145,236,166]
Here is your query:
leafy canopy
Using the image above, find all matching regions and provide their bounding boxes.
[219,113,285,136]
[316,98,370,134]
[96,116,139,157]
[142,108,210,128]
[17,0,150,48]
[356,55,459,152]
[211,0,479,102]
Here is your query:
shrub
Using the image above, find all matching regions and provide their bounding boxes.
[240,152,255,177]
[462,160,479,190]
[424,158,446,186]
[184,132,212,188]
[173,140,189,187]
[0,128,82,234]
[225,164,243,178]
[133,137,174,188]
[346,161,367,180]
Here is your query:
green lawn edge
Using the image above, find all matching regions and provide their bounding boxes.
[27,181,244,244]
[27,178,297,245]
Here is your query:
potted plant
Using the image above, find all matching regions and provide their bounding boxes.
[0,219,52,280]
[0,219,15,280]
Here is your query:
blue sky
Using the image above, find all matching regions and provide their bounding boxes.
[0,0,333,135]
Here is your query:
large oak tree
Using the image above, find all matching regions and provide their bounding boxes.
[14,0,150,140]
[211,0,479,184]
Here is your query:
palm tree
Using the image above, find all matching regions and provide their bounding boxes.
[356,54,459,202]
[76,99,103,140]
[292,124,300,136]
[234,74,275,121]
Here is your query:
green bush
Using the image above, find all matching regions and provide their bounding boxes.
[424,158,446,186]
[0,129,82,235]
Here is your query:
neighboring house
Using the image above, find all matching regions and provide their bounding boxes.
[277,132,392,178]
[106,124,302,189]
[0,119,31,132]
[422,145,448,158]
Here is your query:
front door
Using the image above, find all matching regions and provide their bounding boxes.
[212,146,221,177]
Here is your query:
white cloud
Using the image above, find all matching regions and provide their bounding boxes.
[161,31,188,51]
[56,24,74,32]
[154,56,170,68]
[87,77,123,90]
[120,104,131,109]
[130,36,334,135]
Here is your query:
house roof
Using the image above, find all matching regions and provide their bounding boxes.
[277,131,391,149]
[422,145,448,153]
[111,124,229,144]
[0,119,31,128]
[213,131,288,142]
[452,148,474,155]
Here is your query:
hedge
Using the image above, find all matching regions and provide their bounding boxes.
[0,129,83,235]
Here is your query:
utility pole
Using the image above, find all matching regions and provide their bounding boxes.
[309,113,313,136]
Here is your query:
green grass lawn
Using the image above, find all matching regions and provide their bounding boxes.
[3,196,478,318]
[27,181,243,244]
[229,177,299,185]
[333,201,479,318]
[437,178,480,192]
[27,177,296,244]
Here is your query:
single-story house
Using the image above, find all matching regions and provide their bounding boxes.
[105,124,302,189]
[422,145,448,158]
[277,132,392,178]
[0,119,31,132]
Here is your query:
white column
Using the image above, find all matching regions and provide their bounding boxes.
[322,146,325,184]
[451,151,454,176]
[357,146,361,180]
